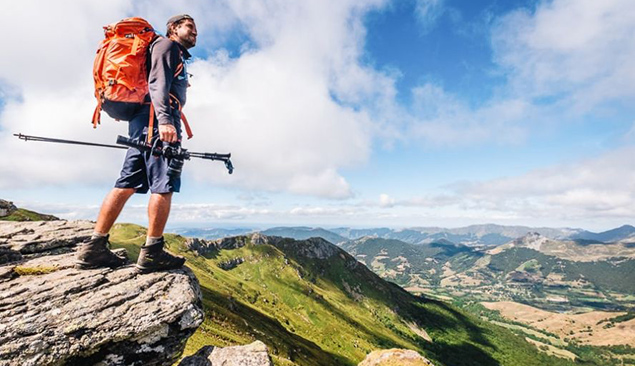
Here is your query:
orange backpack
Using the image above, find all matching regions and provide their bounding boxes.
[92,17,194,141]
[92,17,156,127]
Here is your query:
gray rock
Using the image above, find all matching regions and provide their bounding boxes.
[179,341,272,366]
[0,220,94,265]
[0,200,17,217]
[187,233,343,260]
[0,221,204,366]
[185,235,257,255]
[218,257,245,270]
[358,348,435,366]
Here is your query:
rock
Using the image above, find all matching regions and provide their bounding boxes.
[185,235,252,255]
[218,257,245,270]
[0,200,17,217]
[179,341,272,366]
[186,233,345,260]
[0,200,59,221]
[0,221,204,366]
[0,220,94,265]
[358,349,435,366]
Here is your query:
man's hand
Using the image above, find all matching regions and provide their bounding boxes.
[159,124,178,143]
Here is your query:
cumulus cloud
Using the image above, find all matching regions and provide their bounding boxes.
[0,0,393,199]
[407,83,530,146]
[454,146,635,219]
[492,0,635,110]
[404,0,635,147]
[370,147,635,227]
[379,193,395,208]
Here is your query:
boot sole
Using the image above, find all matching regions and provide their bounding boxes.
[75,260,128,270]
[135,261,186,273]
[135,265,183,273]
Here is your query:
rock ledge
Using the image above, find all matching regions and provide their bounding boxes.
[0,220,204,366]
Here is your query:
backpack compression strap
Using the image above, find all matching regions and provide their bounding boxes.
[146,94,193,143]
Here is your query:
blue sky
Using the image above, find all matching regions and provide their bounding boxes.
[1,0,634,231]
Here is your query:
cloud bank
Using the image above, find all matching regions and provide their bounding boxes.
[0,0,393,199]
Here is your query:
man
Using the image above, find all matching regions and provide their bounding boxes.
[76,14,198,272]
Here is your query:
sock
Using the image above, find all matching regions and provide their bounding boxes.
[145,236,163,246]
[92,231,108,239]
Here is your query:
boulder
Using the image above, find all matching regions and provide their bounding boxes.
[179,341,272,366]
[0,221,204,366]
[0,199,17,217]
[358,348,435,366]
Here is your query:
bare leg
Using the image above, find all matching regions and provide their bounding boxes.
[147,193,172,238]
[94,188,136,234]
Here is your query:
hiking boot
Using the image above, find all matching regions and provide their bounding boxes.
[75,235,128,269]
[136,237,185,273]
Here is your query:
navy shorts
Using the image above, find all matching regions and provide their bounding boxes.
[114,106,181,194]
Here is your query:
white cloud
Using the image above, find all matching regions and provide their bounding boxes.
[352,147,635,228]
[425,146,635,228]
[379,193,395,208]
[414,0,445,33]
[0,0,395,199]
[492,0,635,110]
[407,83,529,146]
[404,0,635,147]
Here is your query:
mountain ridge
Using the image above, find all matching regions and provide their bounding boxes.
[173,223,635,247]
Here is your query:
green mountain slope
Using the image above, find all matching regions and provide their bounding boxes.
[0,199,59,222]
[110,224,578,366]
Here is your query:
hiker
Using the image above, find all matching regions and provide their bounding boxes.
[76,14,198,272]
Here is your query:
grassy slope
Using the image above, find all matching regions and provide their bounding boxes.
[109,223,578,366]
[0,208,58,221]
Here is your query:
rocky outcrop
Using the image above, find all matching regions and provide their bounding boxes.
[0,199,17,217]
[0,220,204,366]
[358,349,435,366]
[0,220,94,266]
[187,233,345,261]
[179,341,272,366]
[0,200,59,221]
[218,257,245,270]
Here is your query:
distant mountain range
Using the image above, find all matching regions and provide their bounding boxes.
[173,227,255,239]
[260,227,349,245]
[570,225,635,243]
[343,234,635,312]
[176,224,635,247]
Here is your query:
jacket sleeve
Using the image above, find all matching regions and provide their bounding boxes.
[148,39,180,126]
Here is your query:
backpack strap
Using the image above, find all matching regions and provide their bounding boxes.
[147,103,156,142]
[180,111,193,140]
[92,97,102,128]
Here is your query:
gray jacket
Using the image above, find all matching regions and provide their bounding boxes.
[147,37,192,128]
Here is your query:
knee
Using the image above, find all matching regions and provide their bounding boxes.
[113,187,136,198]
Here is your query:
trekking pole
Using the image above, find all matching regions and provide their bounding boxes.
[14,133,234,174]
[14,133,127,150]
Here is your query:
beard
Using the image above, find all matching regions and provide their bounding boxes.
[179,34,196,49]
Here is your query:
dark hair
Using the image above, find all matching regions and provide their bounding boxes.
[166,14,194,37]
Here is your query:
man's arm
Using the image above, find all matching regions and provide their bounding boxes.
[148,38,180,142]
